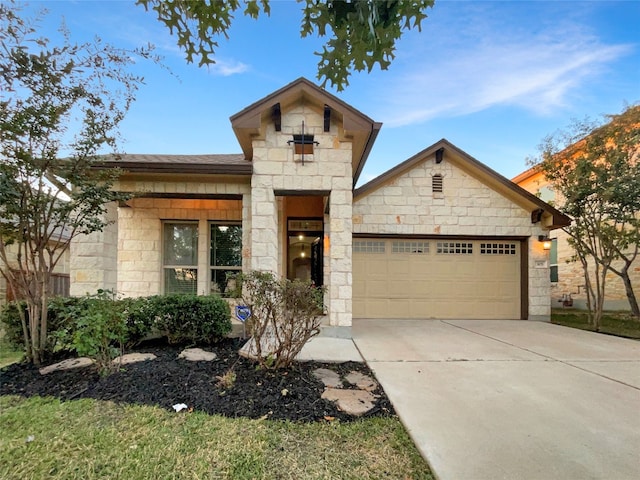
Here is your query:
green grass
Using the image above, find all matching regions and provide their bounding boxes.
[551,308,640,339]
[0,337,23,368]
[0,396,433,480]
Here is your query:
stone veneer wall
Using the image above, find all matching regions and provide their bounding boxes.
[70,201,118,296]
[70,178,251,298]
[250,102,353,326]
[117,197,242,297]
[353,154,552,320]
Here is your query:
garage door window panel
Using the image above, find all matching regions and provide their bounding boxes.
[480,243,517,255]
[353,241,385,253]
[436,242,473,254]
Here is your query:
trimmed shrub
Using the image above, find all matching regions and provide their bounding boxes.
[119,296,157,347]
[153,294,231,344]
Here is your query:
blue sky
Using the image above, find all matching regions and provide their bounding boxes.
[28,0,640,184]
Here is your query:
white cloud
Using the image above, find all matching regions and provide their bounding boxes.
[206,59,249,76]
[374,5,634,127]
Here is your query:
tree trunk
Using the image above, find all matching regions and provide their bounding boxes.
[28,302,42,365]
[620,268,640,318]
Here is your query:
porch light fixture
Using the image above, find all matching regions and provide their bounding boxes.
[538,235,552,251]
[288,121,318,165]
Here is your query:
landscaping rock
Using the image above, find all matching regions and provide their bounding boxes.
[321,388,378,416]
[178,348,217,362]
[312,368,342,388]
[112,353,157,365]
[345,371,378,392]
[39,357,94,375]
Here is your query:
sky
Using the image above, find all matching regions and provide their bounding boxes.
[22,0,640,185]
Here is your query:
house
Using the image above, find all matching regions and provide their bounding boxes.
[0,235,70,307]
[514,165,639,311]
[70,78,569,335]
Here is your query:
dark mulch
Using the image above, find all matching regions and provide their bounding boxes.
[0,338,395,422]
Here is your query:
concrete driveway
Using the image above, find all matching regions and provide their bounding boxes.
[352,319,640,480]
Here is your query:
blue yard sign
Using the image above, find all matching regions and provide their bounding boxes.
[235,305,251,323]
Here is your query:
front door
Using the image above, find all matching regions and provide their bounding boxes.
[287,218,323,286]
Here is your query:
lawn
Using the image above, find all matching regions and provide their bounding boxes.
[551,308,640,339]
[0,336,22,368]
[0,395,432,480]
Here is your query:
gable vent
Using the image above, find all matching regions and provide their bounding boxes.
[432,174,443,193]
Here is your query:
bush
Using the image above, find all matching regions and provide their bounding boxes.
[119,296,158,347]
[69,290,128,374]
[239,271,325,369]
[1,292,232,363]
[153,294,231,344]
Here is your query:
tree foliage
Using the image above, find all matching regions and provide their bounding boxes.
[0,2,151,364]
[136,0,434,90]
[535,105,640,325]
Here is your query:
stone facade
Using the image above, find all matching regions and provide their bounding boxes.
[250,102,354,326]
[354,149,552,320]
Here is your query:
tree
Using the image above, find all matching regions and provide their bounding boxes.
[0,2,151,364]
[534,105,640,327]
[136,0,434,90]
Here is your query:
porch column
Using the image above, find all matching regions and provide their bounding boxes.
[250,185,279,273]
[327,184,353,326]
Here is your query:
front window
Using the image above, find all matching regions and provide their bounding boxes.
[210,223,242,295]
[163,222,198,294]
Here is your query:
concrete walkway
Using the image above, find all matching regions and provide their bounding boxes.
[353,319,640,480]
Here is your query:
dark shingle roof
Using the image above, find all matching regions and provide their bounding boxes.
[96,153,251,175]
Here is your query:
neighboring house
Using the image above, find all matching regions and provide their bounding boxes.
[70,78,569,336]
[0,239,70,306]
[514,166,639,311]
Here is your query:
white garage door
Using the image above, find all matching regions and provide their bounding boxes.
[353,239,521,319]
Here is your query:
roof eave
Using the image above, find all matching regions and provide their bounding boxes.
[94,162,253,175]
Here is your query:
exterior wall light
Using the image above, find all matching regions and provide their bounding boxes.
[288,121,319,165]
[538,235,552,251]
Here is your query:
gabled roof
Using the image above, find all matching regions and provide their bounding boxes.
[230,77,382,187]
[95,153,251,175]
[355,139,571,229]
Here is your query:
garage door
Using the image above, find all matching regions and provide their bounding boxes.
[353,239,521,319]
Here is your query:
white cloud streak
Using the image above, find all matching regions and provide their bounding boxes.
[375,5,633,127]
[206,59,250,76]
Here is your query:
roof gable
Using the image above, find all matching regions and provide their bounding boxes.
[230,77,381,187]
[355,139,570,229]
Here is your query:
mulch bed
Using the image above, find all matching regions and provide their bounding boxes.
[0,338,395,422]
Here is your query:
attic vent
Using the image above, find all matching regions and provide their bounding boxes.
[432,174,443,193]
